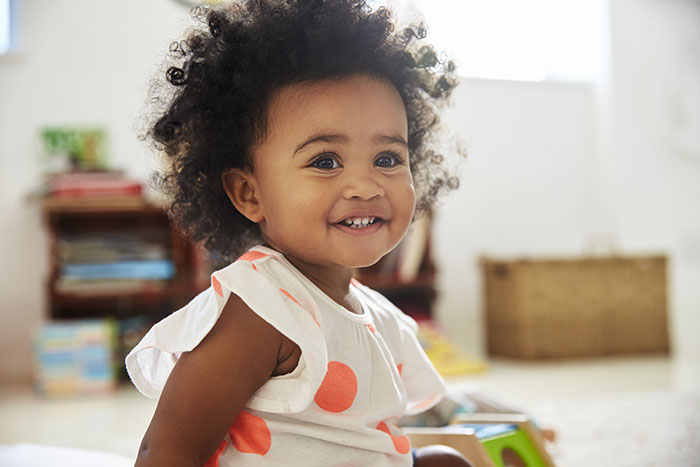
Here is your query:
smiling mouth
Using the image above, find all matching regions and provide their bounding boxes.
[339,216,382,229]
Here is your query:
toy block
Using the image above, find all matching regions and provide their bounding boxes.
[404,426,495,466]
[404,413,555,467]
[451,414,555,467]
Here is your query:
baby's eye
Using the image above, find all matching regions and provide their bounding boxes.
[311,154,341,170]
[375,152,403,168]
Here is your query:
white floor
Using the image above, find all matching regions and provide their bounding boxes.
[1,355,698,465]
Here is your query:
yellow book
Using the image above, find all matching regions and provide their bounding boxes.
[417,321,487,377]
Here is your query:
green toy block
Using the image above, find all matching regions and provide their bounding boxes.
[481,426,546,467]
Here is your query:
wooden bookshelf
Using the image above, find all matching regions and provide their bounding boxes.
[43,196,436,322]
[43,197,207,322]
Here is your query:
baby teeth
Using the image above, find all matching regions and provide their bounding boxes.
[343,217,376,227]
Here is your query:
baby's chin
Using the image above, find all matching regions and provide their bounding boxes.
[305,251,387,271]
[340,250,392,270]
[263,237,394,271]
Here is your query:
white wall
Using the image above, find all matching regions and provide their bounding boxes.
[1,0,698,381]
[0,0,186,381]
[433,0,700,364]
[433,78,601,354]
[607,0,700,365]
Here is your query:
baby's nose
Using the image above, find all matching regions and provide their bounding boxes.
[341,172,385,200]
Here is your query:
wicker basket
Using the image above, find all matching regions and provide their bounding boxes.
[481,255,669,359]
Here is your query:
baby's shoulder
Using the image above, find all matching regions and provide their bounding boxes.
[214,246,321,328]
[214,246,293,294]
[217,247,279,275]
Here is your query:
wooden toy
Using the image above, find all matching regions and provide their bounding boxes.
[404,426,494,466]
[405,413,555,467]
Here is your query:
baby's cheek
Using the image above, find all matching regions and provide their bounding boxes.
[402,170,417,197]
[398,181,417,214]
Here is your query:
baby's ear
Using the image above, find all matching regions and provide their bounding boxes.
[221,168,264,223]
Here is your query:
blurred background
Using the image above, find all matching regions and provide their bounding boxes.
[1,0,699,465]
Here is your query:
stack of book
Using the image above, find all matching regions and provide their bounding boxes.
[33,319,117,396]
[42,170,145,208]
[55,231,174,295]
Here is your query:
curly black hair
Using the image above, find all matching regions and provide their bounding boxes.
[146,0,461,261]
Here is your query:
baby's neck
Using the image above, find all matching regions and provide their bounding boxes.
[282,254,362,314]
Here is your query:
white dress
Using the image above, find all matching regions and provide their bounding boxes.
[126,245,445,466]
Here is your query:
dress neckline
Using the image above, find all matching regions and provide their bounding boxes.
[250,245,372,323]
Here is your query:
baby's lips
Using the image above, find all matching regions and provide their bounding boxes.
[331,209,390,225]
[337,215,381,226]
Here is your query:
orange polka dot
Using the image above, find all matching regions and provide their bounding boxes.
[393,434,411,454]
[365,324,376,333]
[229,410,271,456]
[412,395,438,411]
[204,438,228,467]
[279,288,320,327]
[212,276,223,297]
[376,421,390,434]
[237,251,269,262]
[314,361,358,413]
[397,363,403,376]
[376,421,411,454]
[279,288,303,308]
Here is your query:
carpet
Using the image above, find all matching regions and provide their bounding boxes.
[529,390,700,466]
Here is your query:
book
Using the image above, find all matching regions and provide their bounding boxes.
[54,278,169,295]
[60,259,175,280]
[33,319,117,396]
[417,320,487,377]
[47,171,143,198]
[42,195,147,210]
[396,216,431,283]
[58,233,169,264]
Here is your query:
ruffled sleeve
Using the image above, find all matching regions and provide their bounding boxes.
[393,312,446,415]
[125,252,328,414]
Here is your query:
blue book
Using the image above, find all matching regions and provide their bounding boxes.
[61,259,175,280]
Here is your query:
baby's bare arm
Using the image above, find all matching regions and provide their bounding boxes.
[134,294,285,467]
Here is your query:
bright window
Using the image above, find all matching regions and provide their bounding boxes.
[407,0,606,82]
[0,0,12,55]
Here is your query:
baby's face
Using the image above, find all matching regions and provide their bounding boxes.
[249,73,415,270]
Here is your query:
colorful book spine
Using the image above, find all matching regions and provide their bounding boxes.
[60,259,175,280]
[33,319,117,396]
[48,172,143,198]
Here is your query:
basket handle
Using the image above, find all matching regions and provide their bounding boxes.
[583,234,621,257]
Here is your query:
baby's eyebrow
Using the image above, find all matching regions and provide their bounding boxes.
[294,134,347,155]
[373,134,408,148]
[294,133,408,155]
